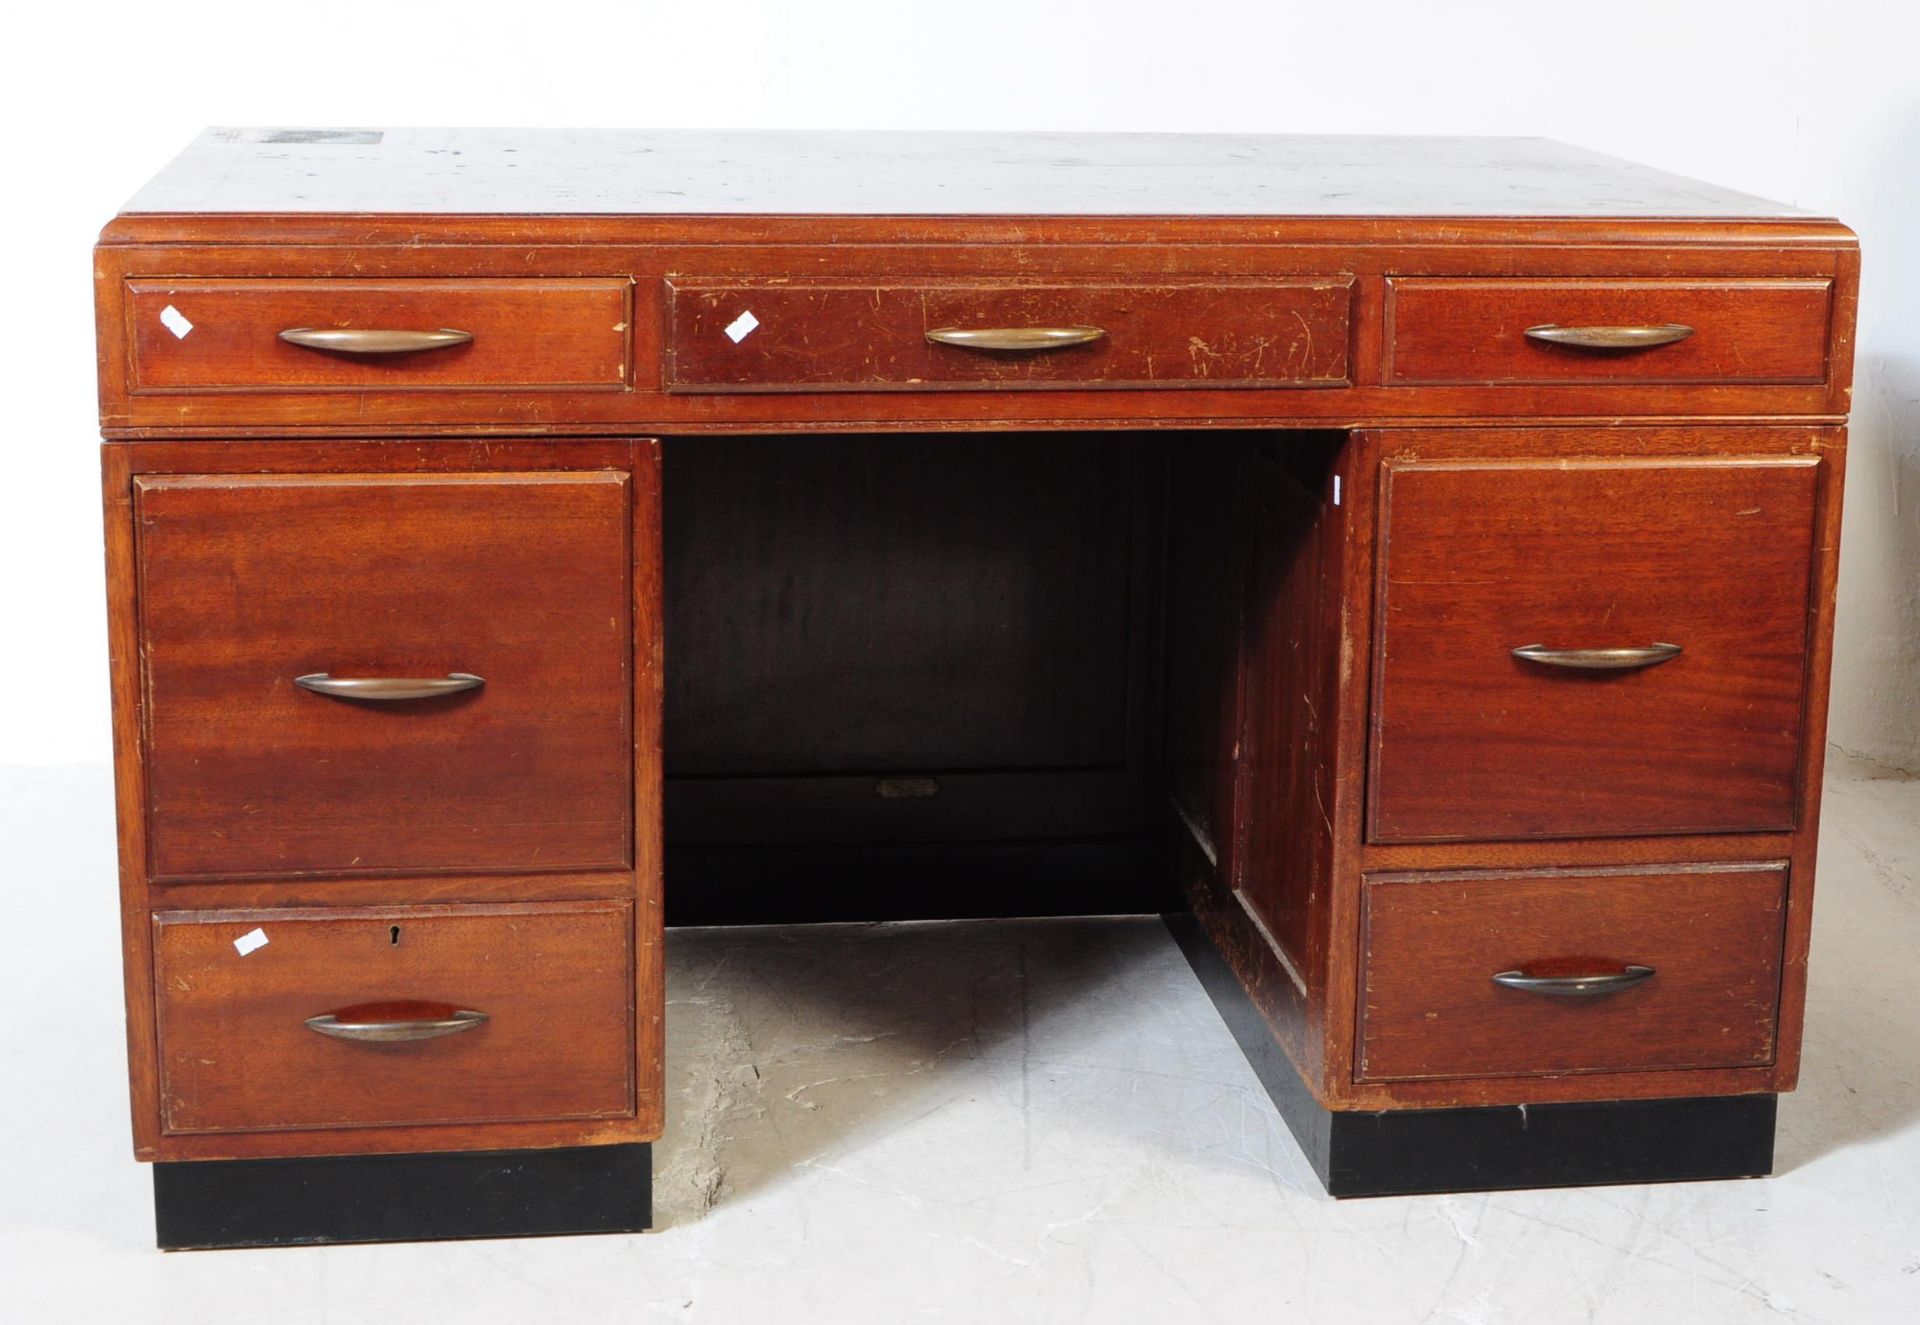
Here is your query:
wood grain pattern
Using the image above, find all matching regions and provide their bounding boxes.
[1235,435,1346,988]
[117,437,637,477]
[1358,864,1787,1081]
[1772,426,1848,1093]
[663,433,1144,776]
[631,439,667,1140]
[1163,435,1249,885]
[1368,452,1820,843]
[1167,429,1370,1095]
[150,871,638,912]
[101,444,161,1160]
[665,279,1352,391]
[661,433,1159,856]
[1384,277,1832,385]
[153,902,634,1134]
[126,278,631,392]
[136,471,633,881]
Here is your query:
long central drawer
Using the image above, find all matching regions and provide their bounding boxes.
[663,277,1354,391]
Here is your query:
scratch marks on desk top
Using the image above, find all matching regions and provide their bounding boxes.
[129,129,1814,218]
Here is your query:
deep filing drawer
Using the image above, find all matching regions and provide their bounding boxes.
[152,902,634,1135]
[124,278,632,392]
[136,471,633,881]
[1358,865,1787,1082]
[1368,454,1819,843]
[663,278,1354,391]
[1383,277,1833,385]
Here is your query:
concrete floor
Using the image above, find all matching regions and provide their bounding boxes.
[2,761,1917,1323]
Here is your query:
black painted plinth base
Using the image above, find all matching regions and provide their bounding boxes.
[1164,913,1777,1198]
[153,1144,652,1250]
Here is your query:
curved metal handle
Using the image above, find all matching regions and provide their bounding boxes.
[306,1002,489,1043]
[925,325,1107,352]
[1492,966,1655,997]
[279,327,474,355]
[1523,323,1694,349]
[295,673,485,700]
[1511,644,1682,671]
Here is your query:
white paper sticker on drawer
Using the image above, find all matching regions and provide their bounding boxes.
[723,309,760,343]
[159,305,193,340]
[232,927,269,956]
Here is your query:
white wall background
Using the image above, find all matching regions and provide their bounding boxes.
[3,0,1916,769]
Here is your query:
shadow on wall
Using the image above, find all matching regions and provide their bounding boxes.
[1828,98,1920,774]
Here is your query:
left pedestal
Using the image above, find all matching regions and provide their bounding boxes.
[104,441,667,1251]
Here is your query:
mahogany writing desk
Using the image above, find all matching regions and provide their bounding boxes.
[93,130,1856,1248]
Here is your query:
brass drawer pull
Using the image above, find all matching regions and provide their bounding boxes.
[1492,966,1656,997]
[279,327,474,354]
[925,325,1107,352]
[1511,643,1681,671]
[294,672,485,700]
[1523,323,1694,349]
[306,1002,490,1043]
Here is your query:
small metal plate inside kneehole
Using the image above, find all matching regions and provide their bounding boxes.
[875,777,940,800]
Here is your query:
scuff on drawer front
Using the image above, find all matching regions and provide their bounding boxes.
[663,278,1354,391]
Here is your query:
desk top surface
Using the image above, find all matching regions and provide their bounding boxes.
[123,129,1810,220]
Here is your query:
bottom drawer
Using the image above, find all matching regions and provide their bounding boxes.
[1358,864,1786,1082]
[153,901,635,1135]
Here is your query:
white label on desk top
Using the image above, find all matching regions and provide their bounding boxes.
[232,927,269,956]
[723,309,760,343]
[159,305,193,340]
